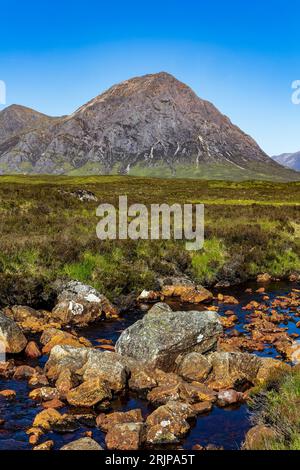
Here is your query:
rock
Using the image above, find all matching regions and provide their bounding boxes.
[115,306,222,371]
[45,346,130,392]
[28,374,49,387]
[80,351,129,392]
[146,401,195,444]
[51,415,80,433]
[33,440,54,451]
[0,360,15,379]
[41,328,91,353]
[55,369,74,398]
[13,365,37,380]
[257,273,271,283]
[206,352,261,390]
[96,409,143,432]
[288,343,300,364]
[33,409,62,431]
[180,381,217,403]
[106,423,145,450]
[42,398,64,409]
[29,387,60,402]
[192,401,213,414]
[137,290,161,302]
[147,382,182,406]
[0,389,16,400]
[69,189,98,202]
[45,345,89,379]
[128,368,157,393]
[3,306,59,333]
[25,341,41,359]
[177,352,212,382]
[243,425,278,450]
[52,281,118,325]
[256,358,291,384]
[60,437,103,450]
[0,312,27,353]
[217,389,244,407]
[66,378,112,407]
[161,284,213,304]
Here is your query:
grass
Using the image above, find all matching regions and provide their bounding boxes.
[249,369,300,450]
[0,175,299,306]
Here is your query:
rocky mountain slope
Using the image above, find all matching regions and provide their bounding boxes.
[0,72,298,180]
[272,152,300,172]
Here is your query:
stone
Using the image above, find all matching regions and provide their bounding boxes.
[42,398,64,409]
[243,425,278,450]
[55,369,74,398]
[256,358,291,385]
[96,409,143,432]
[60,437,103,450]
[45,346,129,392]
[147,383,182,406]
[29,387,60,402]
[41,328,91,354]
[53,281,118,325]
[115,306,222,371]
[66,378,112,407]
[217,389,244,407]
[105,423,145,450]
[33,409,62,431]
[25,341,41,359]
[0,312,27,353]
[128,368,157,393]
[13,365,37,380]
[192,401,213,414]
[257,273,271,283]
[0,389,16,400]
[146,401,195,444]
[33,440,54,451]
[177,352,212,382]
[180,381,217,403]
[206,352,261,390]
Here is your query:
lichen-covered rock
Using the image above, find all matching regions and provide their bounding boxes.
[243,425,278,450]
[217,389,244,407]
[115,305,222,371]
[96,409,143,432]
[52,281,118,325]
[33,409,62,431]
[106,423,145,450]
[0,312,27,353]
[146,401,195,444]
[177,352,212,382]
[66,378,112,407]
[206,352,261,390]
[45,346,129,392]
[40,328,91,353]
[60,437,103,450]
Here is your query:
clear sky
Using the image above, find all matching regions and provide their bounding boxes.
[0,0,299,155]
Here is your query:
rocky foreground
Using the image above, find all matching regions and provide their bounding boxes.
[0,279,299,450]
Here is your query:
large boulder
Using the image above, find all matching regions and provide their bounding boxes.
[0,312,27,353]
[205,352,261,390]
[115,303,222,371]
[51,281,119,326]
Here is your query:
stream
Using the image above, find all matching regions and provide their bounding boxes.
[0,281,299,451]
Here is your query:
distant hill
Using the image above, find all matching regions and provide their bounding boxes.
[0,72,299,181]
[272,152,300,172]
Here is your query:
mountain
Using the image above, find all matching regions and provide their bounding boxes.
[272,152,300,172]
[0,72,298,180]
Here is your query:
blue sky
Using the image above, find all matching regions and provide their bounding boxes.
[0,0,299,155]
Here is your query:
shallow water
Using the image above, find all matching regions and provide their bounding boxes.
[0,281,299,450]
